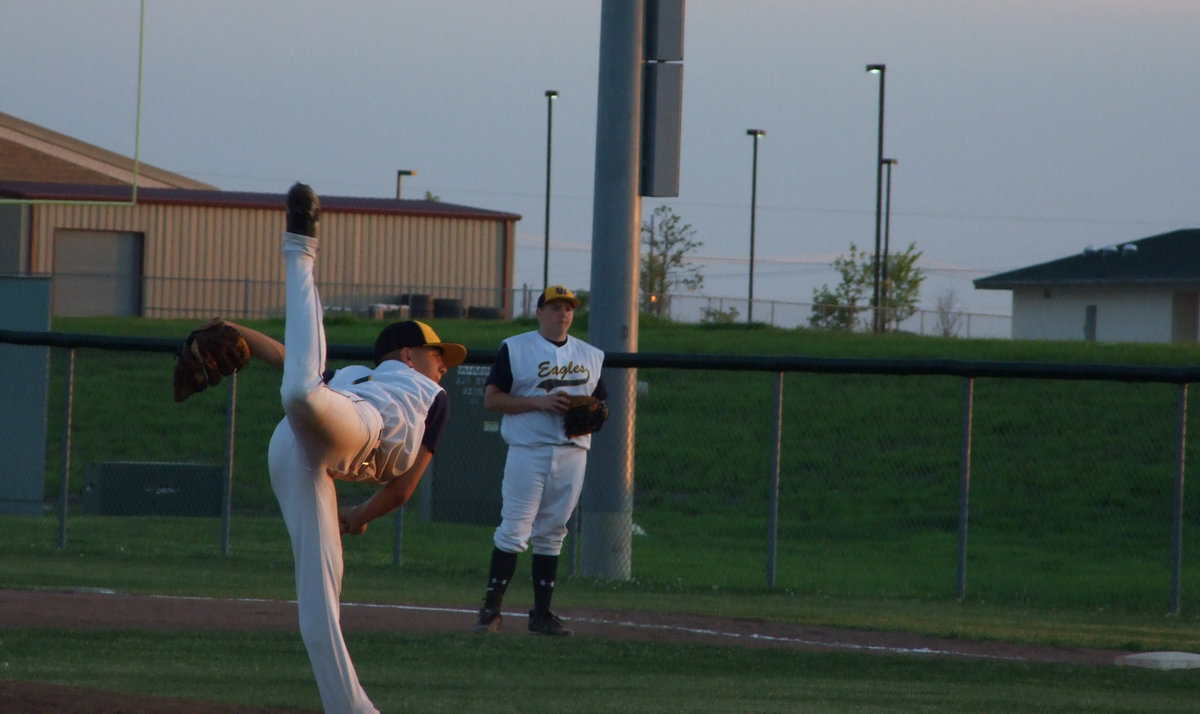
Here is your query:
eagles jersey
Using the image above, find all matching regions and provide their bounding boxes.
[488,330,604,448]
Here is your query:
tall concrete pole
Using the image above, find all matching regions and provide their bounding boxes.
[581,0,643,580]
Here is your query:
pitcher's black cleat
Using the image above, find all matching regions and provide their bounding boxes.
[286,182,320,237]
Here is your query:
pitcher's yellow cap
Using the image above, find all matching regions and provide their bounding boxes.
[373,320,466,367]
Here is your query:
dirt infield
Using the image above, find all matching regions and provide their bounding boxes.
[0,588,1129,713]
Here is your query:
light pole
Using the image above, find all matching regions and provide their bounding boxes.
[881,157,897,331]
[395,169,415,199]
[746,128,765,324]
[543,89,559,290]
[866,63,886,332]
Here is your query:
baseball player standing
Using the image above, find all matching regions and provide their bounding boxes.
[218,183,466,713]
[473,285,607,636]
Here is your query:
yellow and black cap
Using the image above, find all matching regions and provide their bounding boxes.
[537,285,581,309]
[373,320,467,368]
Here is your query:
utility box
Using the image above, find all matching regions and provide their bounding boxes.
[645,0,685,61]
[641,61,684,197]
[425,364,507,525]
[83,462,223,517]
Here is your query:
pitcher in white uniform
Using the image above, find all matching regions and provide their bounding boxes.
[222,182,466,713]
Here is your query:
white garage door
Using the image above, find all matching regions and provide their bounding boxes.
[52,230,143,316]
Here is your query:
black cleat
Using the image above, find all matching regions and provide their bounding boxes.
[474,605,502,634]
[527,609,572,637]
[286,182,320,237]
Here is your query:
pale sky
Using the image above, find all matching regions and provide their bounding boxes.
[4,1,1199,328]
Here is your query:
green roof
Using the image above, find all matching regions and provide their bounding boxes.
[974,229,1200,289]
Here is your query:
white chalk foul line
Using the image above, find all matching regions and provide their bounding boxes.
[145,593,1026,662]
[561,614,1027,662]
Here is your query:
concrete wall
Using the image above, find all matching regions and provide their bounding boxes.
[0,277,51,514]
[1012,286,1183,343]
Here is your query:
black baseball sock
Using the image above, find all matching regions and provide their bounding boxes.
[531,553,560,615]
[483,547,518,609]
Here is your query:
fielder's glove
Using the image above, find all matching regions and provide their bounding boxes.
[173,321,251,402]
[563,395,608,438]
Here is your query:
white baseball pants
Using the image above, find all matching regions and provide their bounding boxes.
[267,231,381,714]
[493,444,587,556]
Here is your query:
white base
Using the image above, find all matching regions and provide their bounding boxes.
[1114,651,1200,670]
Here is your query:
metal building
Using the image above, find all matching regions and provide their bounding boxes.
[0,112,520,319]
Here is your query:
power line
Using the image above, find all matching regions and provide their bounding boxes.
[181,167,1194,229]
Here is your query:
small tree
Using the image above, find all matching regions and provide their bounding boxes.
[935,289,963,337]
[640,205,703,318]
[809,244,871,331]
[809,242,925,332]
[881,242,925,330]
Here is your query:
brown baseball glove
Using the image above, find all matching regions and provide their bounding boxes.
[173,321,251,402]
[563,394,608,438]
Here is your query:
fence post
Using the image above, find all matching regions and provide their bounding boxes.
[56,348,76,550]
[220,372,237,556]
[767,372,783,588]
[956,376,974,600]
[1169,383,1187,615]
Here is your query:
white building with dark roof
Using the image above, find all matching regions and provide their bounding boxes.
[974,230,1200,343]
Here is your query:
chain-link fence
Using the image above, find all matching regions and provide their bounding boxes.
[656,292,1012,338]
[41,273,1013,338]
[5,331,1200,614]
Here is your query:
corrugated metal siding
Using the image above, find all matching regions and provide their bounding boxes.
[29,202,514,319]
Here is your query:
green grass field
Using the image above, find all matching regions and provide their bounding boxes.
[7,316,1200,711]
[8,629,1200,713]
